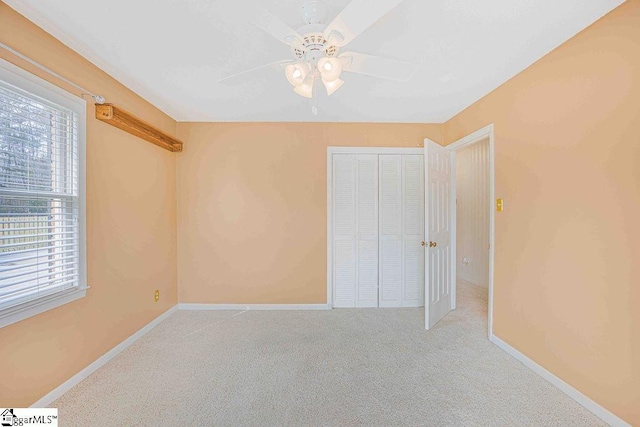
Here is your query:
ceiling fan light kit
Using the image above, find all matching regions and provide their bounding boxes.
[286,27,344,97]
[222,0,418,102]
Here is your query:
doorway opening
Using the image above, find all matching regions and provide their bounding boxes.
[448,124,495,338]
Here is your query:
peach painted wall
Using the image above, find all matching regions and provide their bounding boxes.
[0,2,178,406]
[176,123,441,304]
[444,1,640,423]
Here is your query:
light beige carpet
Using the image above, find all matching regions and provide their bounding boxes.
[53,281,604,426]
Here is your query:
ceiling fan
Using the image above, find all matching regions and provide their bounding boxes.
[219,0,418,98]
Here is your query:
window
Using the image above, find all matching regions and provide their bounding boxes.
[0,59,86,328]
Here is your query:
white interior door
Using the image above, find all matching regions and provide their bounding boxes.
[378,154,424,308]
[424,140,454,329]
[401,155,424,307]
[332,154,379,307]
[378,155,402,307]
[333,154,357,307]
[355,155,379,307]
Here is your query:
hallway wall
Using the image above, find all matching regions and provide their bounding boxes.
[455,138,490,287]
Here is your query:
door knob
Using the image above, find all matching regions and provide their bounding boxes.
[430,241,437,247]
[421,241,426,247]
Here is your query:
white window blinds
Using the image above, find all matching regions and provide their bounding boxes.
[0,59,86,326]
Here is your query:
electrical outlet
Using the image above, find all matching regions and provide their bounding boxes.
[154,290,160,302]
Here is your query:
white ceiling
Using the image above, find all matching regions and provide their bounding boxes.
[5,0,623,123]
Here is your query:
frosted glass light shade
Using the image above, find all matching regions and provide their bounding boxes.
[294,74,315,98]
[317,57,342,82]
[323,78,344,96]
[285,63,310,87]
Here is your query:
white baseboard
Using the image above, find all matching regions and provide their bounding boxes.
[490,334,630,427]
[177,303,330,311]
[31,305,178,408]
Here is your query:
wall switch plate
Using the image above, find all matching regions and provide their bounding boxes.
[154,290,160,302]
[496,198,504,212]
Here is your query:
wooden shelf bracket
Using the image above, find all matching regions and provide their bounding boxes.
[95,103,183,152]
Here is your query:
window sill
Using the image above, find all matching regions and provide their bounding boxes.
[0,286,88,329]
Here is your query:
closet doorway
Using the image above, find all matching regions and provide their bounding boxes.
[327,147,424,309]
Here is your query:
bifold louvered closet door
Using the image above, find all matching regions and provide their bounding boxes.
[332,153,424,308]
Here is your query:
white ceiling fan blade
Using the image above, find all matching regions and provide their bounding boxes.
[218,59,292,83]
[340,51,418,82]
[324,0,405,46]
[251,7,303,45]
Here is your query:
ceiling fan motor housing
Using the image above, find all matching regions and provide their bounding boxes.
[291,29,338,64]
[293,1,340,65]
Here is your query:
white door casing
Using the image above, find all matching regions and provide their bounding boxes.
[424,139,454,329]
[446,124,496,338]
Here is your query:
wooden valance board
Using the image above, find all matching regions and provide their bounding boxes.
[95,104,183,152]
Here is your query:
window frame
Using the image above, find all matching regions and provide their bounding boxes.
[0,57,87,328]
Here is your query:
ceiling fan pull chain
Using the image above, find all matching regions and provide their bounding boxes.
[310,90,319,115]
